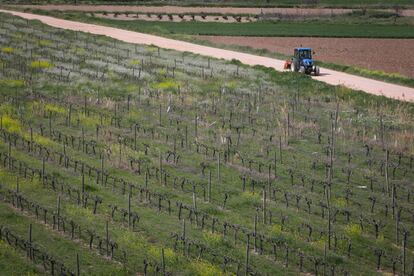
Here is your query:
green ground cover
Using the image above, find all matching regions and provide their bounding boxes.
[0,12,413,276]
[33,10,414,38]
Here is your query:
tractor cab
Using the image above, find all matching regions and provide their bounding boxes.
[285,47,320,76]
[294,48,312,64]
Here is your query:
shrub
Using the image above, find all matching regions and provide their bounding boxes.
[65,205,95,223]
[44,103,65,115]
[239,191,260,205]
[148,246,177,266]
[190,260,224,276]
[0,103,15,115]
[344,223,362,238]
[311,238,326,250]
[78,113,101,128]
[38,39,51,46]
[333,197,346,208]
[0,79,25,88]
[1,115,21,134]
[225,80,237,90]
[151,79,180,92]
[128,59,140,66]
[145,45,158,54]
[28,133,54,147]
[202,230,222,247]
[126,110,141,123]
[117,231,146,251]
[1,47,13,54]
[30,60,52,69]
[270,224,283,236]
[71,46,86,56]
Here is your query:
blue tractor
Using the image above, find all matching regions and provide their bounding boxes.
[285,48,320,76]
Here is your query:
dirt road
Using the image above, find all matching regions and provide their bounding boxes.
[198,36,414,78]
[8,5,414,16]
[1,9,413,102]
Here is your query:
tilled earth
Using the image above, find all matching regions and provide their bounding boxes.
[198,36,414,78]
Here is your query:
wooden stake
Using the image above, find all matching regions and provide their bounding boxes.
[106,221,109,256]
[262,189,266,224]
[192,192,197,211]
[182,219,186,240]
[245,234,250,276]
[208,171,212,203]
[76,253,80,276]
[217,152,221,186]
[279,136,283,164]
[194,114,198,138]
[128,193,131,228]
[161,248,166,276]
[134,124,137,150]
[385,149,390,196]
[81,173,85,204]
[101,157,104,185]
[28,223,32,260]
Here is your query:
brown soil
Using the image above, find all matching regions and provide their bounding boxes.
[198,36,414,78]
[9,5,414,16]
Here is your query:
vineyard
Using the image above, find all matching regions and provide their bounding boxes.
[0,12,414,276]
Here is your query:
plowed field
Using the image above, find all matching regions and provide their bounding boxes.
[198,36,414,78]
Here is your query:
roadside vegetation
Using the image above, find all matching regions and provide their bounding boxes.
[0,12,413,275]
[318,62,414,88]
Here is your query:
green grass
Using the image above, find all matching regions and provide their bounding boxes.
[0,202,127,275]
[0,239,40,276]
[36,10,414,38]
[105,21,414,38]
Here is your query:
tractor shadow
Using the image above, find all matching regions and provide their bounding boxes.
[316,73,330,77]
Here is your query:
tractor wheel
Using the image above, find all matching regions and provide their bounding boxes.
[299,66,305,74]
[314,66,320,76]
